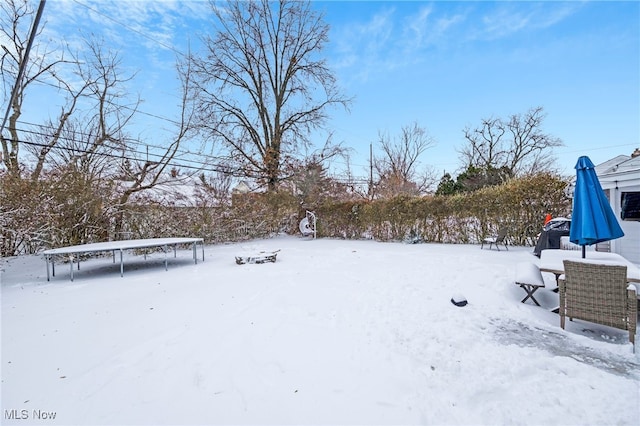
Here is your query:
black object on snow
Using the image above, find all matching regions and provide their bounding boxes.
[533,218,571,257]
[450,294,468,307]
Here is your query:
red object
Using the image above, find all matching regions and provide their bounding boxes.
[544,214,552,225]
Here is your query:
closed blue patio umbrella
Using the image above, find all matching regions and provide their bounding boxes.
[569,156,624,258]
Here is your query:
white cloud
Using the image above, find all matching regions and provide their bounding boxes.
[404,5,434,48]
[332,7,397,82]
[36,0,213,96]
[478,2,582,40]
[403,4,466,51]
[45,0,211,55]
[354,7,395,58]
[330,3,473,84]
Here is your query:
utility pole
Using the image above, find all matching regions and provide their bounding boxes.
[0,0,47,136]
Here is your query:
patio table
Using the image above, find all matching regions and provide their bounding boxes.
[539,249,640,297]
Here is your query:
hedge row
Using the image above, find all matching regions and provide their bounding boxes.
[1,172,570,256]
[314,173,570,245]
[122,172,570,247]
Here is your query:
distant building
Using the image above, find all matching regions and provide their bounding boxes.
[232,181,252,195]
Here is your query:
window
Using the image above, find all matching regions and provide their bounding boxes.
[620,192,640,221]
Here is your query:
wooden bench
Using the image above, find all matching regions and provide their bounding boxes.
[515,262,545,306]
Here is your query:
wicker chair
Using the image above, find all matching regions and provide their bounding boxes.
[559,260,637,350]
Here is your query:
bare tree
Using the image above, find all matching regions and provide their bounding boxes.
[1,0,198,244]
[373,122,436,198]
[111,57,197,236]
[1,0,71,175]
[460,117,505,172]
[459,106,562,177]
[26,38,138,181]
[188,0,350,191]
[505,107,563,175]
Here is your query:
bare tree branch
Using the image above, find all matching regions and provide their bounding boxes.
[374,122,436,197]
[458,106,563,178]
[1,0,72,175]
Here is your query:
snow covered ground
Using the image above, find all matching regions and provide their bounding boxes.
[2,235,639,425]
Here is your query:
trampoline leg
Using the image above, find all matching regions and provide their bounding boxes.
[120,250,124,277]
[164,245,168,271]
[46,256,50,281]
[70,255,74,282]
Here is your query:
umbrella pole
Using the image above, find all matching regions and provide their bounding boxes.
[582,245,586,258]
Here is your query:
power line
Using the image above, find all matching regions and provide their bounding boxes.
[12,124,225,172]
[13,136,247,177]
[11,129,372,184]
[13,118,370,178]
[14,119,202,159]
[70,0,187,59]
[19,73,185,128]
[10,132,372,186]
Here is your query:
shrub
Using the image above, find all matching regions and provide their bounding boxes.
[1,171,570,256]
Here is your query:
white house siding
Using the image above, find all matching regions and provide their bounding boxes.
[597,154,640,264]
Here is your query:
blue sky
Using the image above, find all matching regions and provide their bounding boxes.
[9,0,640,180]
